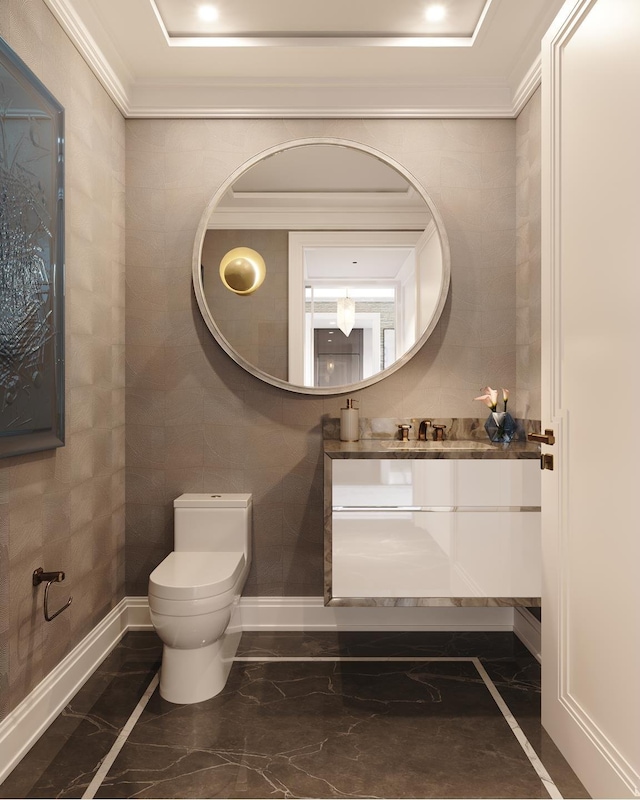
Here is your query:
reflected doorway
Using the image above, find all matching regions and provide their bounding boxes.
[314,328,363,387]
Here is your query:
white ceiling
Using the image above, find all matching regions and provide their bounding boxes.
[231,146,412,194]
[305,247,415,281]
[210,145,432,231]
[42,0,567,117]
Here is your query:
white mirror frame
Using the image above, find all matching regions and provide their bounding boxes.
[192,137,451,396]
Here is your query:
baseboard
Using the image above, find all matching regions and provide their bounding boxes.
[125,595,153,630]
[0,597,130,785]
[513,607,541,662]
[237,596,515,631]
[0,595,515,786]
[547,695,639,799]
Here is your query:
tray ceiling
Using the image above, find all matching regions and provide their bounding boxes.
[41,0,568,117]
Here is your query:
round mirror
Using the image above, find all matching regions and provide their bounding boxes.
[193,138,450,395]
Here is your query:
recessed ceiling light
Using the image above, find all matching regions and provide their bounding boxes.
[425,4,447,23]
[198,4,219,22]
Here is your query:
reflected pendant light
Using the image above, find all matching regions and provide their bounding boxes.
[219,247,266,295]
[336,296,355,337]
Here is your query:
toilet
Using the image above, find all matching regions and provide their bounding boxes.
[148,493,252,704]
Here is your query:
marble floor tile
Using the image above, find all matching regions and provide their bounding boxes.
[96,659,551,799]
[237,630,534,660]
[0,633,162,800]
[0,631,590,800]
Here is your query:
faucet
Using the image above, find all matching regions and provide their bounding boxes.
[397,423,412,442]
[432,424,447,441]
[418,419,432,440]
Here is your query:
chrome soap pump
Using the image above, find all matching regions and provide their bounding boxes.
[340,399,360,442]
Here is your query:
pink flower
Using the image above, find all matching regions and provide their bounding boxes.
[474,386,498,411]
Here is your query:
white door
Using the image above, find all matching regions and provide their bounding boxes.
[541,1,640,797]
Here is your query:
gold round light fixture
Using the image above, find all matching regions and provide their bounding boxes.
[219,247,266,295]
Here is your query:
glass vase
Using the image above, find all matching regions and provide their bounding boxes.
[484,411,516,443]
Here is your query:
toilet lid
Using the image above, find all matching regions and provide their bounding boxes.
[149,551,245,601]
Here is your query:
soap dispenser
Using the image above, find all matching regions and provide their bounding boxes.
[340,399,360,442]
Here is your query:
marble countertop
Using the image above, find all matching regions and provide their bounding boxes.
[324,439,540,459]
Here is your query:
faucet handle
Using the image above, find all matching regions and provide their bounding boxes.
[432,424,447,441]
[397,423,412,442]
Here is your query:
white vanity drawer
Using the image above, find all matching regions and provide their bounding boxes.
[332,509,541,599]
[332,459,540,509]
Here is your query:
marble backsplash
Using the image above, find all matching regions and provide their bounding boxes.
[323,417,541,442]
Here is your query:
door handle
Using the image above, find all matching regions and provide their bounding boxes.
[528,428,556,445]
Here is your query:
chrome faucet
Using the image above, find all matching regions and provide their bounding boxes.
[418,419,432,440]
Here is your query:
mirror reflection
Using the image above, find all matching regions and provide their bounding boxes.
[198,142,449,394]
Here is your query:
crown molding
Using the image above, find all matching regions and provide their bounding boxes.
[41,0,542,119]
[127,80,516,118]
[512,54,542,116]
[42,0,131,115]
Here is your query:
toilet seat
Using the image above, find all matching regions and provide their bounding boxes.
[149,551,245,601]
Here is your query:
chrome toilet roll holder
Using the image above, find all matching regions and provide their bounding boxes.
[32,567,73,621]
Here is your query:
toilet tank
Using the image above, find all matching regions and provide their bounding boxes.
[173,493,252,555]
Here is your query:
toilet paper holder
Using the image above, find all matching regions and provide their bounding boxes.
[32,568,73,621]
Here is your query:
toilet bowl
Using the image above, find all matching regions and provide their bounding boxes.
[148,494,252,704]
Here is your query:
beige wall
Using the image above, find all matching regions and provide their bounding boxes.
[0,1,125,719]
[125,118,518,597]
[515,89,542,419]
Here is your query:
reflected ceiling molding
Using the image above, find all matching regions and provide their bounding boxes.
[149,0,494,48]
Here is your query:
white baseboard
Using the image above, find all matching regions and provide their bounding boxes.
[237,596,515,631]
[0,595,515,786]
[513,607,541,662]
[0,597,130,785]
[548,695,639,800]
[124,596,152,630]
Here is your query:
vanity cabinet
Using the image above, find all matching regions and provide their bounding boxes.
[326,455,541,606]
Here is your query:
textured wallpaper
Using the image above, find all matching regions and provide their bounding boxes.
[515,89,542,420]
[515,89,541,419]
[0,0,125,719]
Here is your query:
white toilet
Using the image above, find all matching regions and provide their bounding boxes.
[148,493,252,704]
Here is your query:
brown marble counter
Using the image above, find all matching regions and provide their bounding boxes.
[324,439,540,459]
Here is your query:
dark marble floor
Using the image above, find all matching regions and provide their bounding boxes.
[0,631,589,800]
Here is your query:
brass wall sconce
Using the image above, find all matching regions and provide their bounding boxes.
[219,247,266,295]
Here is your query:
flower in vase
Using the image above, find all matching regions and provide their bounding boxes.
[475,386,515,442]
[474,386,498,411]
